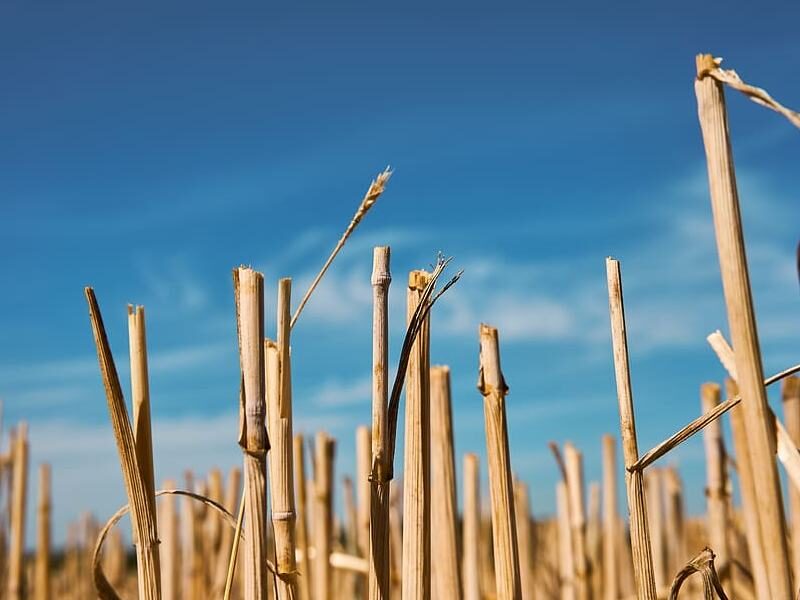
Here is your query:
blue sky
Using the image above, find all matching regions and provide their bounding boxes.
[1,1,799,544]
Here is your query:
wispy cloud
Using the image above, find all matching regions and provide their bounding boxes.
[0,342,231,397]
[312,376,371,408]
[134,255,211,314]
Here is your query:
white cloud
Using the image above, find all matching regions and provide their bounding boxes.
[0,341,230,389]
[312,376,371,407]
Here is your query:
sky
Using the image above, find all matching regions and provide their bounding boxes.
[1,1,799,546]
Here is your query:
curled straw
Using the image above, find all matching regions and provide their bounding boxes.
[668,547,729,600]
[91,489,266,600]
[291,167,393,329]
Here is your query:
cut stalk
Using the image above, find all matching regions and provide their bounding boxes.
[85,288,161,600]
[430,365,462,600]
[214,468,242,595]
[695,53,792,599]
[160,478,180,600]
[701,383,730,579]
[7,424,28,600]
[728,378,770,600]
[477,324,521,600]
[644,469,666,590]
[183,472,199,599]
[601,434,619,600]
[462,453,482,600]
[293,435,313,600]
[389,484,403,595]
[402,270,432,600]
[564,443,590,600]
[663,468,686,582]
[586,482,602,600]
[514,480,534,600]
[369,245,392,600]
[233,267,269,600]
[557,480,576,600]
[128,305,159,562]
[313,432,335,600]
[34,463,50,600]
[784,376,800,586]
[267,277,299,599]
[605,258,656,600]
[356,425,371,559]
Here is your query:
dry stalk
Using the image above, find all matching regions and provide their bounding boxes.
[233,267,269,600]
[605,258,657,600]
[369,246,392,600]
[514,480,534,600]
[700,383,730,577]
[85,288,161,600]
[478,324,521,600]
[645,469,666,590]
[462,453,482,600]
[183,472,200,600]
[7,425,28,600]
[402,269,433,600]
[34,463,50,600]
[267,278,299,599]
[313,432,336,600]
[727,379,770,600]
[601,435,619,600]
[159,478,180,600]
[696,54,792,599]
[557,480,576,600]
[293,435,313,600]
[356,425,371,560]
[663,468,687,581]
[214,468,242,595]
[128,304,159,558]
[586,482,602,600]
[291,168,392,328]
[564,443,590,600]
[206,469,224,575]
[783,376,800,585]
[430,365,461,600]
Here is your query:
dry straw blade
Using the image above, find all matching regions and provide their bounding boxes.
[291,168,393,329]
[84,288,161,600]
